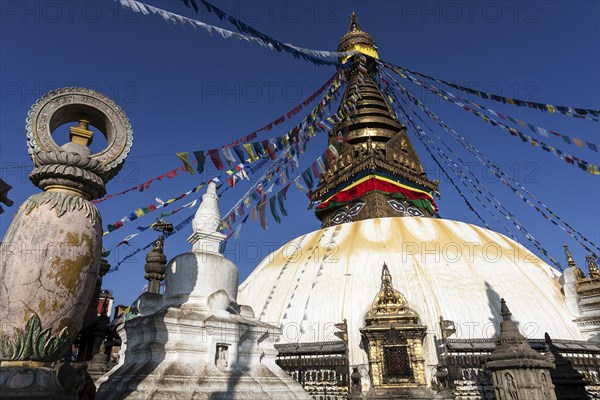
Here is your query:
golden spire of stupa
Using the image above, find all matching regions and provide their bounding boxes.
[309,12,438,227]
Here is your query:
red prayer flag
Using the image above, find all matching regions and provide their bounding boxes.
[208,149,226,170]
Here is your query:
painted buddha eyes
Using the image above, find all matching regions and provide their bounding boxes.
[331,201,365,225]
[387,199,405,213]
[387,199,424,217]
[331,210,348,224]
[331,200,422,224]
[406,206,424,217]
[348,201,365,216]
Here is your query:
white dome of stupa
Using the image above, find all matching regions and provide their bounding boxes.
[238,217,582,380]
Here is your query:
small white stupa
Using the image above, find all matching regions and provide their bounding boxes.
[96,182,311,399]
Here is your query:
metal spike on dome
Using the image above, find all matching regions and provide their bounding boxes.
[586,254,600,279]
[563,244,577,268]
[349,11,360,32]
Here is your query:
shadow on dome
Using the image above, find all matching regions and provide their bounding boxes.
[485,281,504,337]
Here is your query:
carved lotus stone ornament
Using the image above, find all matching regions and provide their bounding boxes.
[0,87,132,398]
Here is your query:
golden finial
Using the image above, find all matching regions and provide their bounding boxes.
[69,116,94,146]
[381,262,393,288]
[586,254,600,279]
[349,10,360,32]
[338,11,379,61]
[370,263,409,314]
[563,244,576,268]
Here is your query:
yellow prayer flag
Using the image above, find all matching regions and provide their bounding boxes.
[243,144,258,162]
[176,152,194,174]
[134,208,145,217]
[547,104,556,113]
[573,138,584,148]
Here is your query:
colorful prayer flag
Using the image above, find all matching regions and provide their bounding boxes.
[193,151,206,174]
[208,149,226,170]
[176,152,194,174]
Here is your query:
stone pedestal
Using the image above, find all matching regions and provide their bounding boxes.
[96,183,310,400]
[0,365,75,399]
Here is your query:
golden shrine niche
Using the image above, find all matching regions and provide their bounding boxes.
[360,264,429,392]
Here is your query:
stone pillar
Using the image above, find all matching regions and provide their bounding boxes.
[0,88,132,399]
[486,299,557,400]
[143,243,167,294]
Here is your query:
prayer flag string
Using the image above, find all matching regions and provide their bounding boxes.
[381,70,600,256]
[395,91,534,248]
[382,63,600,176]
[382,64,598,154]
[93,70,343,205]
[380,60,600,121]
[387,88,562,269]
[103,184,204,236]
[117,0,352,67]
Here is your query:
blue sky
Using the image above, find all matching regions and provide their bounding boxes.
[1,0,599,308]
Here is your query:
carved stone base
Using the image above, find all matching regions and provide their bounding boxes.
[96,306,311,400]
[0,366,75,399]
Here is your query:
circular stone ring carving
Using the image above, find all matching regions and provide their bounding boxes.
[26,87,133,181]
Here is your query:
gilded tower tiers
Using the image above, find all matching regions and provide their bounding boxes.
[310,13,439,228]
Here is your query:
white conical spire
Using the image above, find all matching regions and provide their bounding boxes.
[188,182,226,254]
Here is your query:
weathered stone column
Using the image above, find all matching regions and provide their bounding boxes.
[0,87,132,399]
